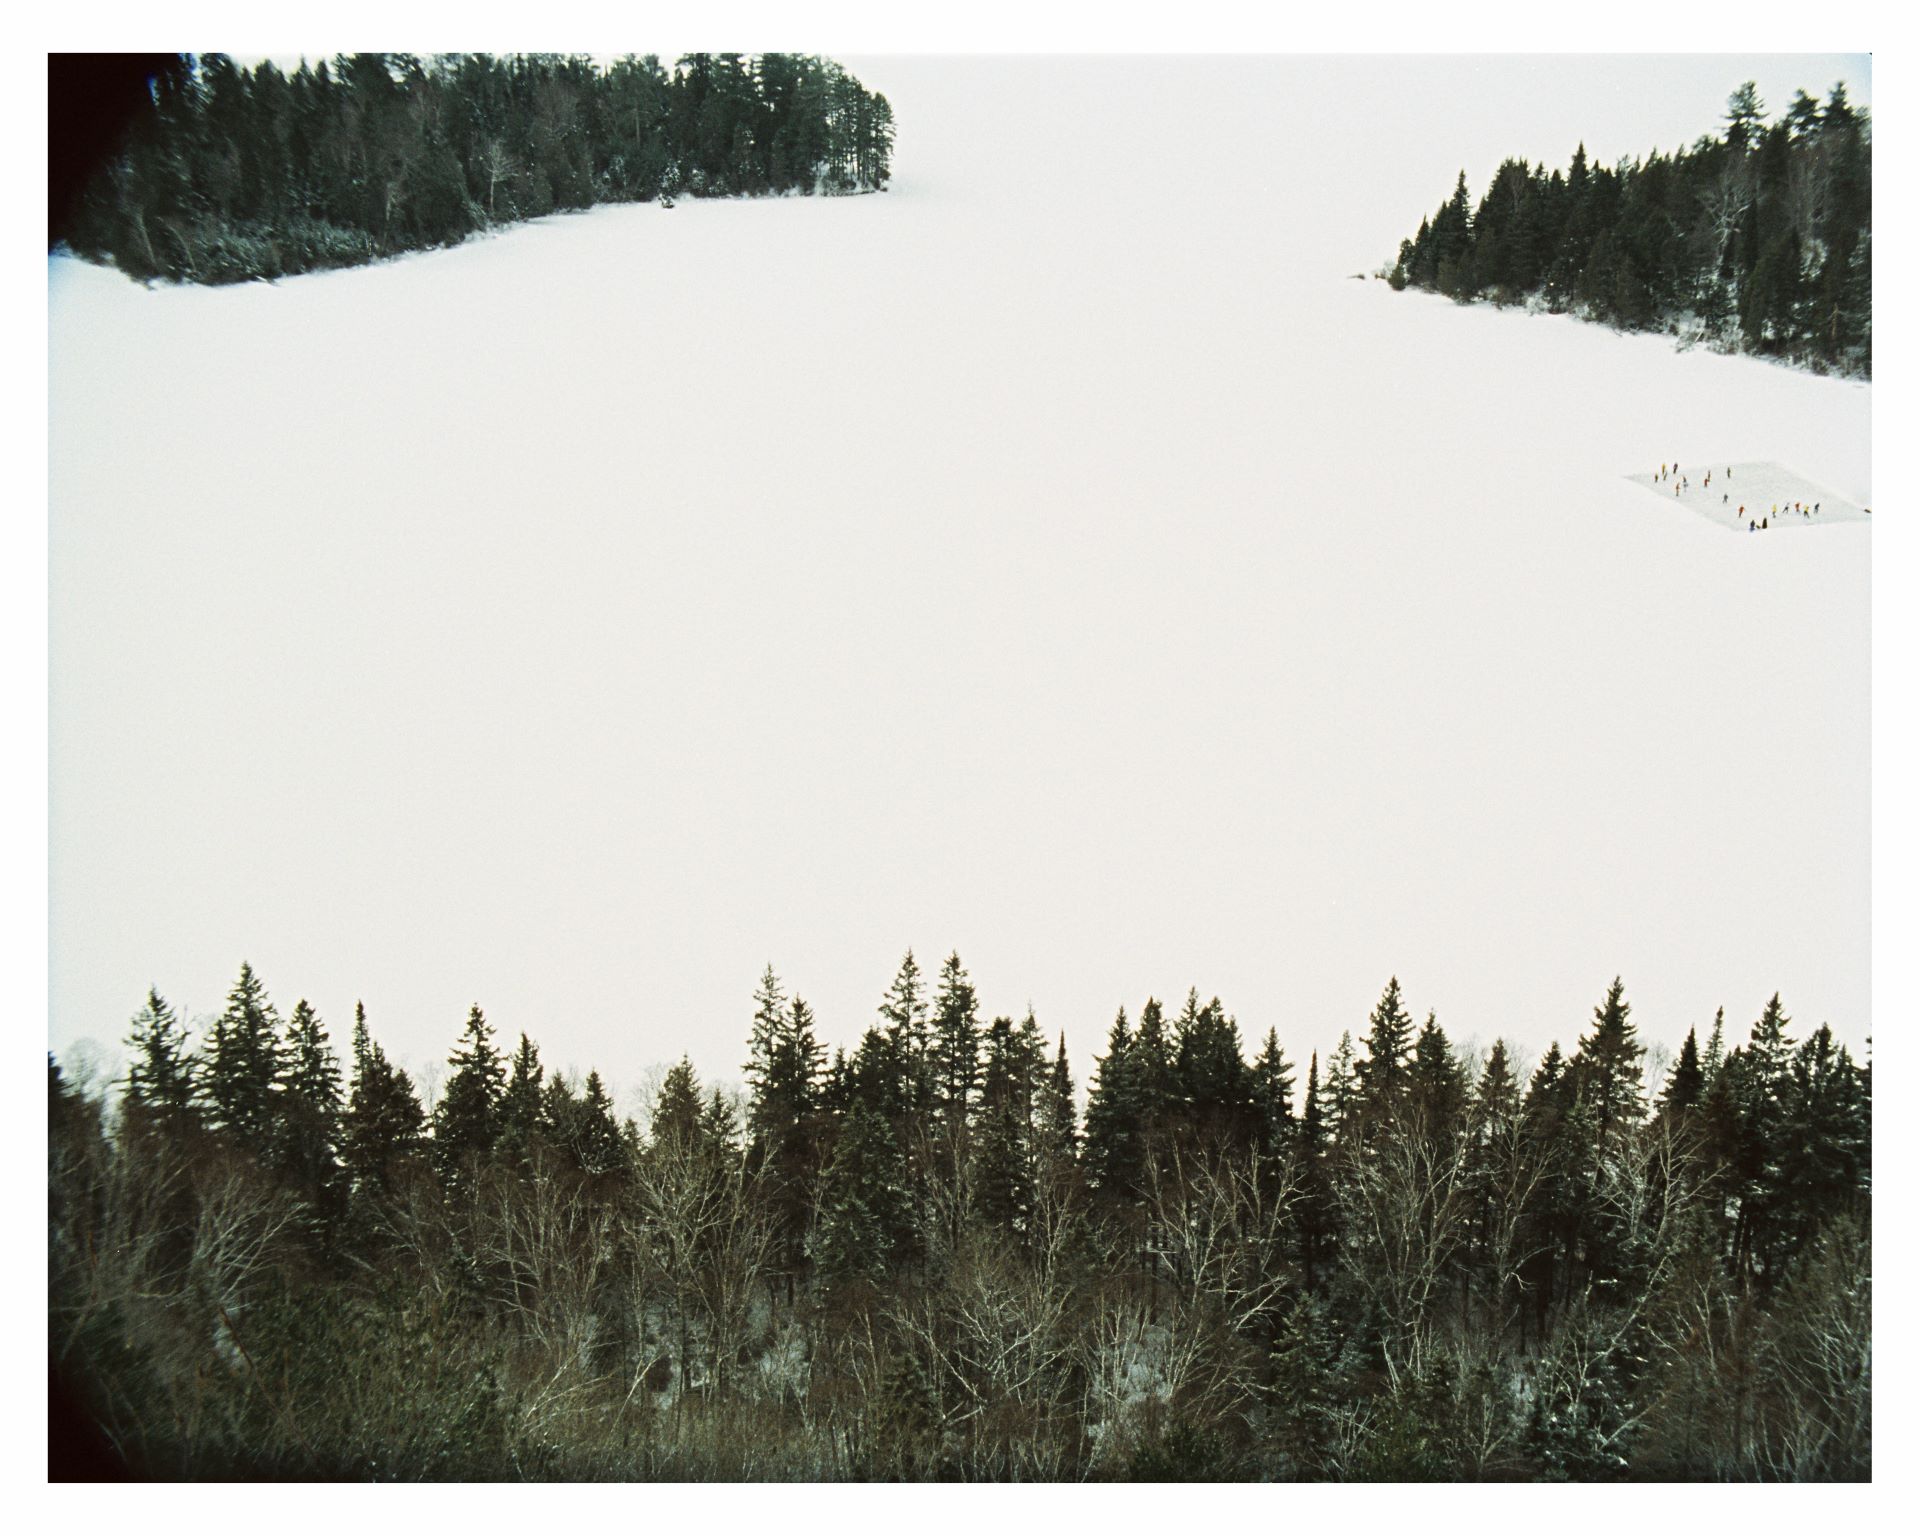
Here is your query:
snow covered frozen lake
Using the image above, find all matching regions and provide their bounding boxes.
[48,57,1872,1091]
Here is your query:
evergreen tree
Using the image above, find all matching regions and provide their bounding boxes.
[432,1003,506,1185]
[650,1056,708,1153]
[971,1014,1036,1239]
[1358,977,1415,1111]
[1037,1033,1077,1157]
[1572,977,1645,1144]
[930,950,982,1132]
[1172,989,1258,1152]
[342,1002,425,1197]
[1083,1007,1141,1200]
[1408,1012,1466,1137]
[878,949,931,1110]
[124,987,198,1129]
[574,1068,628,1175]
[1251,1026,1296,1163]
[501,1031,546,1157]
[1659,1027,1705,1116]
[278,999,345,1223]
[204,961,284,1143]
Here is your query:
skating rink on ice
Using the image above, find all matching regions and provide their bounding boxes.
[1626,461,1869,531]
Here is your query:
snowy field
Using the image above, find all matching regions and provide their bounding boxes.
[1625,462,1869,532]
[48,58,1872,1097]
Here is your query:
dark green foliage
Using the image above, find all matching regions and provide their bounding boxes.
[125,988,198,1129]
[1660,1027,1706,1115]
[277,1000,345,1245]
[342,1002,425,1198]
[1358,977,1415,1110]
[432,1004,506,1186]
[203,961,283,1142]
[61,52,896,286]
[1572,977,1644,1145]
[50,960,1869,1480]
[1391,81,1871,374]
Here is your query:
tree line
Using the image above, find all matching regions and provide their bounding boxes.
[1389,81,1871,376]
[49,956,1868,1479]
[57,51,896,285]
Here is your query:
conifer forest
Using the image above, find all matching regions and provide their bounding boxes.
[49,958,1870,1480]
[54,52,896,284]
[1389,81,1871,376]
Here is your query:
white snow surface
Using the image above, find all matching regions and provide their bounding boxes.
[48,58,1872,1095]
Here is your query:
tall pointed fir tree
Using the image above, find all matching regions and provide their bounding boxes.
[1083,1007,1141,1202]
[342,1002,425,1200]
[1358,977,1415,1116]
[574,1069,628,1176]
[1659,1027,1706,1117]
[971,1014,1036,1240]
[278,999,345,1239]
[931,952,982,1131]
[433,1003,507,1187]
[500,1032,546,1161]
[124,987,199,1132]
[204,961,284,1143]
[878,949,932,1113]
[1573,977,1645,1145]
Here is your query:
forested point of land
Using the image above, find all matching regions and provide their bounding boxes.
[55,52,895,285]
[49,955,1869,1480]
[1388,81,1871,377]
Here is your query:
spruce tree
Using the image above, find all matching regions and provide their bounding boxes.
[1660,1027,1705,1116]
[575,1069,628,1175]
[204,961,284,1143]
[1358,978,1415,1110]
[650,1057,707,1153]
[278,999,344,1223]
[1573,977,1645,1144]
[878,949,931,1110]
[342,1002,425,1198]
[124,987,198,1129]
[1251,1026,1296,1163]
[930,951,982,1132]
[1408,1012,1466,1137]
[432,1003,506,1185]
[1083,1007,1141,1200]
[501,1032,545,1158]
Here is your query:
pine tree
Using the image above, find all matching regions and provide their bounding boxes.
[1324,1030,1360,1144]
[1083,1007,1141,1200]
[1296,1052,1340,1287]
[1358,978,1415,1111]
[1703,1007,1728,1084]
[743,963,788,1133]
[651,1056,708,1153]
[1659,1027,1705,1116]
[878,949,931,1110]
[124,987,198,1129]
[930,951,982,1133]
[278,1000,344,1224]
[971,1014,1035,1239]
[1172,989,1258,1153]
[575,1068,628,1175]
[1251,1026,1296,1163]
[501,1032,545,1158]
[342,1002,425,1198]
[1036,1031,1077,1160]
[432,1003,506,1185]
[1408,1012,1466,1137]
[1573,977,1645,1144]
[204,961,284,1143]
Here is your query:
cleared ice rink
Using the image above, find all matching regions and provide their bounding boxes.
[1627,460,1870,530]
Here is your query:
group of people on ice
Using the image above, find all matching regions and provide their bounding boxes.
[1657,461,1837,531]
